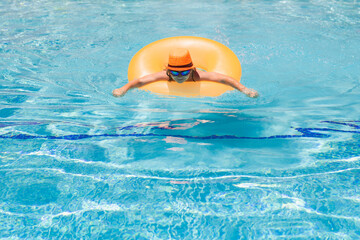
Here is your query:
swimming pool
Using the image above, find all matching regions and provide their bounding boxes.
[1,0,360,238]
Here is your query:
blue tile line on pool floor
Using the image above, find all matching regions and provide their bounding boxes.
[0,121,359,141]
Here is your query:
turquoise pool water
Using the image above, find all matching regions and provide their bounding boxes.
[1,0,360,239]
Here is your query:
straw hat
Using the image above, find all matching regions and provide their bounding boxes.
[167,48,194,71]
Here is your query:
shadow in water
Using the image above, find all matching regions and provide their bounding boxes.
[0,120,359,140]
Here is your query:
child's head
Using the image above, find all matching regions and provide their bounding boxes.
[166,48,194,83]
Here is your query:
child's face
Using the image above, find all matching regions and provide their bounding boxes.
[170,69,191,83]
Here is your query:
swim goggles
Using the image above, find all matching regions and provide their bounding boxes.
[170,70,191,76]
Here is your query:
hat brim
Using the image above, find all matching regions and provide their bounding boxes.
[166,66,194,71]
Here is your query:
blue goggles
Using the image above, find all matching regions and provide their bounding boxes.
[170,70,191,76]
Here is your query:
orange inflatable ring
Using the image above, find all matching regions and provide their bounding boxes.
[127,36,242,97]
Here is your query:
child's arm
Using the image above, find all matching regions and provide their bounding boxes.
[199,71,259,98]
[112,71,168,97]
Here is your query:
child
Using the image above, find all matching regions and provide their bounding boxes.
[112,48,259,98]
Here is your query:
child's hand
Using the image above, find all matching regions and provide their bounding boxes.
[112,87,127,97]
[243,88,259,98]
